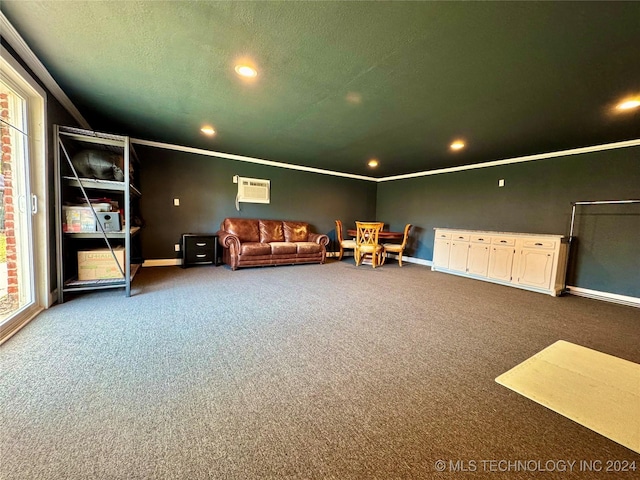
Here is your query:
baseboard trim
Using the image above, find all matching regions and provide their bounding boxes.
[144,254,433,267]
[327,251,354,258]
[143,259,182,267]
[393,254,432,267]
[566,286,640,308]
[330,252,432,266]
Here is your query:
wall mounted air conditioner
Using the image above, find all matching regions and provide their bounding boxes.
[237,176,270,204]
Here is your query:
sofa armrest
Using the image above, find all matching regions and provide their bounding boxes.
[309,232,329,246]
[217,230,241,250]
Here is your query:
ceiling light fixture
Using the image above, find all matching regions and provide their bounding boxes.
[615,98,640,111]
[235,65,258,78]
[346,91,362,105]
[368,159,379,168]
[200,126,216,136]
[450,140,465,151]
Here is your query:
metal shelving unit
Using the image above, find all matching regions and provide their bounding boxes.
[54,125,142,302]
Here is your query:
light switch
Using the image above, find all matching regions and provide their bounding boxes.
[498,179,505,187]
[174,244,180,252]
[173,198,180,206]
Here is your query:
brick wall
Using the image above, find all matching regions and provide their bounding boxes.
[0,92,19,307]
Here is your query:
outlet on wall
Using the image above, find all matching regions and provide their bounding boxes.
[173,198,180,206]
[174,244,180,252]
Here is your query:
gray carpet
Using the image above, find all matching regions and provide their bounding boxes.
[1,260,639,479]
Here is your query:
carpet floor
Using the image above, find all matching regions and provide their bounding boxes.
[1,260,639,479]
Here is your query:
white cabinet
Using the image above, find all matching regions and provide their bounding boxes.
[433,232,452,269]
[516,248,555,290]
[488,236,516,282]
[467,234,491,277]
[488,246,515,282]
[449,238,470,272]
[432,228,568,296]
[468,243,490,277]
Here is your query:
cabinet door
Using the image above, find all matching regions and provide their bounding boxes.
[467,244,489,277]
[433,239,451,269]
[516,249,555,289]
[449,241,469,272]
[488,246,515,281]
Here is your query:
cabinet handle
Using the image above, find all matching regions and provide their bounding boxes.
[535,242,543,246]
[478,238,484,241]
[500,240,507,243]
[196,242,207,246]
[196,254,207,258]
[458,236,464,239]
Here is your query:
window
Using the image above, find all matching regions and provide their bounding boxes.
[0,44,48,344]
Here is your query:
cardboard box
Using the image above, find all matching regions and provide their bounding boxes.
[77,247,125,280]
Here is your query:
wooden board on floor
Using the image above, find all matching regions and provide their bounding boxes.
[496,340,640,454]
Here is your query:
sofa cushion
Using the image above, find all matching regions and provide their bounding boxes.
[270,242,298,255]
[224,218,260,242]
[296,242,323,254]
[240,242,272,256]
[259,220,284,243]
[283,221,309,242]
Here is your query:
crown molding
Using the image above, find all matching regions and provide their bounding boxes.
[134,136,640,183]
[132,138,378,181]
[377,139,640,182]
[0,12,90,129]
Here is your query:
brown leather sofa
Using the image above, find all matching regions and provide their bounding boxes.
[217,218,329,270]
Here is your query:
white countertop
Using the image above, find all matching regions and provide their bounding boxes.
[433,227,567,239]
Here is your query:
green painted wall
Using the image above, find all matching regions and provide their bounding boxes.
[567,202,640,297]
[376,147,640,297]
[137,146,376,260]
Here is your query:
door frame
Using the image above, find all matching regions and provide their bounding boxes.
[0,45,49,344]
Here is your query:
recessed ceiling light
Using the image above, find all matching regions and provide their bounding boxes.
[450,140,465,151]
[235,65,258,78]
[346,91,362,105]
[368,159,379,168]
[615,98,640,111]
[200,126,216,136]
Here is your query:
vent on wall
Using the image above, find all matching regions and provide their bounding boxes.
[237,176,270,204]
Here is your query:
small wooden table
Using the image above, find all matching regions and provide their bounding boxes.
[347,229,404,241]
[347,229,404,265]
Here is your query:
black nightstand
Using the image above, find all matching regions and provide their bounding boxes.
[181,233,220,268]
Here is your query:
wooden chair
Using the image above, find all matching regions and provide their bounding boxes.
[335,220,356,261]
[381,223,412,266]
[354,221,385,268]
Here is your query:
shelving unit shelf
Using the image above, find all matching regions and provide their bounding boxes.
[54,125,142,302]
